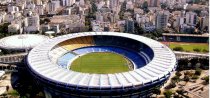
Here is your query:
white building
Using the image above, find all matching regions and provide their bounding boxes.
[91,20,110,32]
[0,12,6,23]
[24,14,40,33]
[48,0,60,14]
[173,16,184,28]
[26,3,36,10]
[109,0,119,11]
[7,5,19,14]
[125,19,134,33]
[61,0,75,6]
[5,13,15,22]
[136,14,150,24]
[63,7,72,15]
[186,11,197,26]
[155,11,170,29]
[200,16,209,31]
[126,1,134,10]
[35,5,45,15]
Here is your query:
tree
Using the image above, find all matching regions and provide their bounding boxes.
[44,18,50,23]
[183,75,190,82]
[176,89,184,95]
[164,90,173,98]
[172,76,180,82]
[191,75,199,80]
[202,49,209,53]
[119,1,126,19]
[0,23,10,38]
[91,2,97,13]
[142,1,149,13]
[173,47,184,51]
[134,22,144,34]
[152,87,161,97]
[161,3,167,9]
[175,71,182,77]
[203,76,209,84]
[193,48,201,52]
[195,68,202,75]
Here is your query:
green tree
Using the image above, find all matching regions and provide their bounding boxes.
[176,89,184,95]
[0,23,10,38]
[164,90,173,98]
[152,87,161,96]
[172,76,180,82]
[134,22,144,34]
[183,75,190,82]
[173,47,184,51]
[203,76,209,84]
[119,1,126,19]
[142,1,149,13]
[161,3,167,9]
[175,71,182,77]
[195,68,202,75]
[193,48,201,52]
[91,2,97,13]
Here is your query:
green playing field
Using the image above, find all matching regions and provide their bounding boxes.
[70,52,131,74]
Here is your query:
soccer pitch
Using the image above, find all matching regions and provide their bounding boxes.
[70,52,131,74]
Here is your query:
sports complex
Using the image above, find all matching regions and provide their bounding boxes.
[27,32,177,97]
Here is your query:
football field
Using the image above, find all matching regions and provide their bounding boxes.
[70,52,131,74]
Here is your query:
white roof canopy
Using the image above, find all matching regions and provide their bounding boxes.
[0,34,49,50]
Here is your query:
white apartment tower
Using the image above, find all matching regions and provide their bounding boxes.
[186,11,197,26]
[61,0,76,6]
[155,11,169,29]
[48,0,60,14]
[24,14,40,32]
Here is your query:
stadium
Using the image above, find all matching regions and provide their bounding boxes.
[27,32,177,97]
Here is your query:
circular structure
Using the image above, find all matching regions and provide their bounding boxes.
[0,34,48,50]
[27,32,177,97]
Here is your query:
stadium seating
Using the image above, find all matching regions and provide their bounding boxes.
[57,53,76,68]
[48,46,68,63]
[58,37,94,51]
[56,36,155,69]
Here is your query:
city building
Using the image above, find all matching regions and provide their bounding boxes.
[125,19,134,33]
[61,0,76,6]
[24,13,40,33]
[147,0,160,7]
[186,11,197,26]
[155,10,169,29]
[35,5,45,15]
[47,0,60,14]
[200,16,209,32]
[7,5,19,14]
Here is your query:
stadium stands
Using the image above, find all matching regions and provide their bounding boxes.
[58,36,94,51]
[57,53,76,68]
[56,35,155,69]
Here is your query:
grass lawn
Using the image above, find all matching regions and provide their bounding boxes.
[70,52,131,74]
[167,42,209,53]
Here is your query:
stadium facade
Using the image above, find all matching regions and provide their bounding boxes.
[27,32,177,98]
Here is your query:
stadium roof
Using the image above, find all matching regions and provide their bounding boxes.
[0,34,49,50]
[27,32,177,89]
